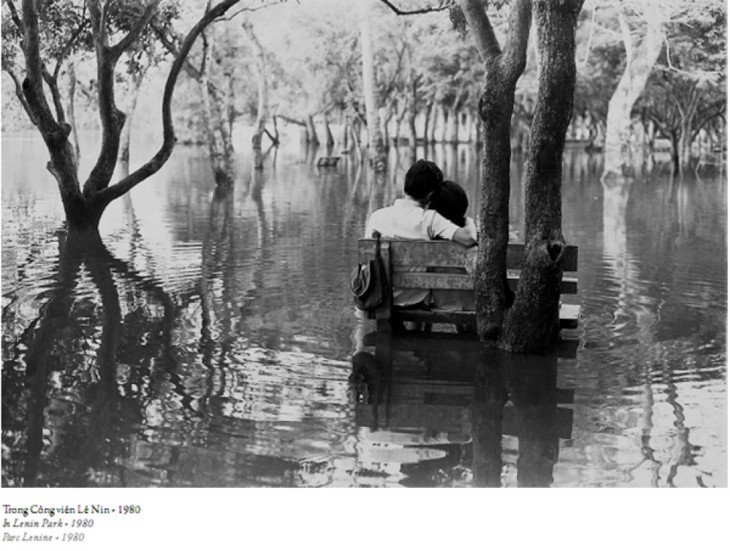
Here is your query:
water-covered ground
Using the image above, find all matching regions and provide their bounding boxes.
[2,135,726,487]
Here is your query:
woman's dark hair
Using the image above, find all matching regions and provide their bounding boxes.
[430,180,468,227]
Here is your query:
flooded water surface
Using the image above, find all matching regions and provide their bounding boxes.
[2,136,726,488]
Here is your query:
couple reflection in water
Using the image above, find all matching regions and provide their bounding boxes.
[351,340,573,488]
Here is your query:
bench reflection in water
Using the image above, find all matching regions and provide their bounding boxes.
[350,332,575,487]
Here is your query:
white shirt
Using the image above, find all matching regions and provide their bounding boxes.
[365,198,460,241]
[364,198,462,306]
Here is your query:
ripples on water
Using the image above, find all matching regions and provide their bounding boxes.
[1,137,726,488]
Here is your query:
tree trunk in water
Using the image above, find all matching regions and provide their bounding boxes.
[305,114,320,147]
[502,0,583,352]
[407,101,418,147]
[445,105,459,143]
[457,0,532,341]
[244,23,269,170]
[323,112,335,149]
[380,106,392,150]
[14,0,244,232]
[359,0,386,173]
[602,5,665,182]
[199,32,235,188]
[423,101,433,145]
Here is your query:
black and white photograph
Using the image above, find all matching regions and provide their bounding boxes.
[1,0,727,547]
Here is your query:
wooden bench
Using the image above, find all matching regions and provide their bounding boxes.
[316,156,341,167]
[357,239,579,333]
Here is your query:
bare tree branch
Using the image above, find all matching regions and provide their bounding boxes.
[378,0,452,16]
[6,0,24,35]
[277,114,306,126]
[219,0,285,21]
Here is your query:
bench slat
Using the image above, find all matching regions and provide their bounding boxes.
[359,240,578,271]
[392,272,578,294]
[397,304,580,329]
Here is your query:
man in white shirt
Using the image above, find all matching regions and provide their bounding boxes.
[364,160,477,307]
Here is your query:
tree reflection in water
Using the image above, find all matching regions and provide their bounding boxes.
[349,332,574,487]
[2,229,178,487]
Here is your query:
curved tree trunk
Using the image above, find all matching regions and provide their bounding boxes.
[502,0,583,352]
[602,5,665,182]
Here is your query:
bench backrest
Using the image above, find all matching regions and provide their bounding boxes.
[357,239,578,295]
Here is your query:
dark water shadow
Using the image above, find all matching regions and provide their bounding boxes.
[349,331,574,487]
[1,229,179,487]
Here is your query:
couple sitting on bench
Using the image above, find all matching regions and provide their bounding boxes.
[364,159,477,312]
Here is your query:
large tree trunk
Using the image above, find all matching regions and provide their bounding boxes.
[602,5,665,182]
[502,0,583,352]
[460,0,531,340]
[359,0,386,173]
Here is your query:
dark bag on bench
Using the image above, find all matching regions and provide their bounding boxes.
[349,233,388,311]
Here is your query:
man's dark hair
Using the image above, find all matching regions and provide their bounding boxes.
[404,159,443,201]
[430,180,468,227]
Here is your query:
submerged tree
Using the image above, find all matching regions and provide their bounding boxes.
[456,0,531,342]
[360,0,387,173]
[2,0,244,235]
[601,0,669,181]
[456,0,583,351]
